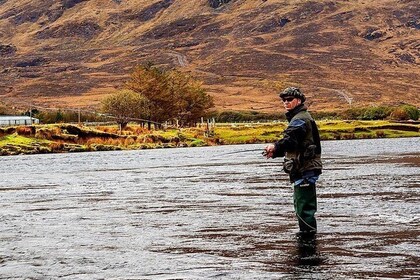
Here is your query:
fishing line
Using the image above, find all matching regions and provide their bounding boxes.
[214,146,317,232]
[210,147,267,160]
[296,212,317,231]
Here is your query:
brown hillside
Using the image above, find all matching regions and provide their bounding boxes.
[0,0,419,113]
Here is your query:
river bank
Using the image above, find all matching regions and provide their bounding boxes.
[0,120,419,156]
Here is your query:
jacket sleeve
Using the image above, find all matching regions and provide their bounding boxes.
[273,119,307,158]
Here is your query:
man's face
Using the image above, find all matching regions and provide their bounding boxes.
[281,96,301,111]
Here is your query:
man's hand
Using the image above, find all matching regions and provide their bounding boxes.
[264,144,275,159]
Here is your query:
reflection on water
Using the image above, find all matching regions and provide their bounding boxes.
[0,138,419,279]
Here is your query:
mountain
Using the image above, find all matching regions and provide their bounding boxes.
[0,0,419,113]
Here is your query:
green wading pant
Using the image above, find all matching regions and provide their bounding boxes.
[293,183,317,232]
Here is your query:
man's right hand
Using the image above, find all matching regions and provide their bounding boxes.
[264,144,275,159]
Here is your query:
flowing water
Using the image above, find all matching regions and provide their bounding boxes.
[0,137,419,279]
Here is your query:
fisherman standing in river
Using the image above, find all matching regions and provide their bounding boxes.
[264,87,322,238]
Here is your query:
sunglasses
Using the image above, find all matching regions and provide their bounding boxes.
[282,97,295,102]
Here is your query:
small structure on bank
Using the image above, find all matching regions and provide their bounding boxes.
[0,116,39,126]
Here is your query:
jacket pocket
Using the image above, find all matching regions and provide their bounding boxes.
[283,158,297,174]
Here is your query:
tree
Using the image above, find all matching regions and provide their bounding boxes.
[178,81,214,125]
[101,89,150,129]
[126,65,170,124]
[126,64,214,126]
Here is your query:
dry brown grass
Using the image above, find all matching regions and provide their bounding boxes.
[16,126,35,136]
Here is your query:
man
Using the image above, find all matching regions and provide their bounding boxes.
[264,87,322,237]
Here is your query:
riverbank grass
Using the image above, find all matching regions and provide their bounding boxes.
[0,120,418,155]
[214,120,419,143]
[319,120,419,140]
[0,134,53,155]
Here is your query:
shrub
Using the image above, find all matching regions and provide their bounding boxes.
[360,106,392,120]
[390,107,409,120]
[340,106,394,120]
[339,105,420,121]
[311,111,340,120]
[212,110,284,122]
[124,137,136,146]
[341,133,355,140]
[389,105,419,121]
[375,130,386,138]
[125,125,148,134]
[35,127,61,140]
[403,105,419,120]
[16,126,35,136]
[48,142,64,152]
[340,107,366,120]
[189,139,205,147]
[34,109,107,124]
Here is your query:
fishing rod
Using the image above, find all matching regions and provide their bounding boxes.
[216,147,268,157]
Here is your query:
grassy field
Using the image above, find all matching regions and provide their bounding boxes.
[0,120,419,155]
[214,120,420,144]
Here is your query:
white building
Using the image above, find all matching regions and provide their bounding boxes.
[0,116,39,126]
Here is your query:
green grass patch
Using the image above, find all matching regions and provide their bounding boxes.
[214,123,287,143]
[318,120,419,140]
[0,134,48,147]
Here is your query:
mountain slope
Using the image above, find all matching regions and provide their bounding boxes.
[0,0,419,112]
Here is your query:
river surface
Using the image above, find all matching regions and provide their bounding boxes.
[1,138,419,279]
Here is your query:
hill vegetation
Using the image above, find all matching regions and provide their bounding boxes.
[0,0,419,114]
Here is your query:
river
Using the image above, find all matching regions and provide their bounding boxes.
[0,137,419,279]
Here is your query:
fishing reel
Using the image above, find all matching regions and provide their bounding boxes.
[262,149,268,157]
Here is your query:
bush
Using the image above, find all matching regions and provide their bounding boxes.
[404,105,419,120]
[360,106,392,120]
[311,111,340,120]
[35,109,106,124]
[390,107,409,120]
[16,126,35,136]
[212,110,285,122]
[340,107,366,120]
[189,139,205,147]
[340,106,395,120]
[375,130,386,138]
[389,105,419,121]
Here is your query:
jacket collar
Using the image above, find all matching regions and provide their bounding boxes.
[285,103,306,122]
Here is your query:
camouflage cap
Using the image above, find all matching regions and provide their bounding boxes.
[279,87,306,102]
